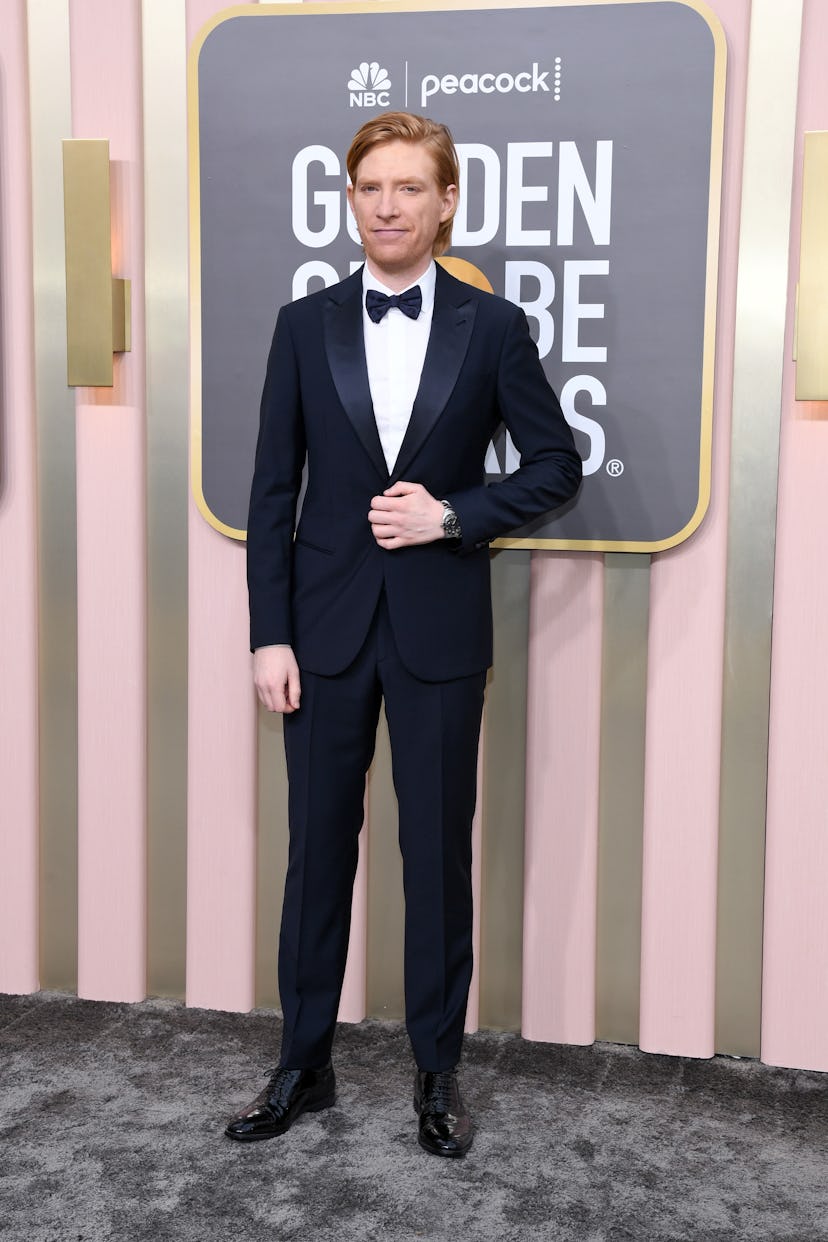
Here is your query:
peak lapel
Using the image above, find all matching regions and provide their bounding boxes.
[324,272,389,481]
[391,270,477,482]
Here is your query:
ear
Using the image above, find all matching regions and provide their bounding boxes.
[440,183,458,222]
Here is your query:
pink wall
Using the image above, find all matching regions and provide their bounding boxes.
[638,0,748,1057]
[762,0,828,1072]
[185,0,267,1014]
[1,0,827,1077]
[0,0,40,994]
[70,0,148,1003]
[523,553,603,1044]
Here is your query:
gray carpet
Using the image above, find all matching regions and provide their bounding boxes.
[0,992,825,1242]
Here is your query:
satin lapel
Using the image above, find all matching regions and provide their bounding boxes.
[391,271,477,482]
[324,272,388,481]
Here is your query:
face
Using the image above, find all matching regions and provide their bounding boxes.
[347,140,457,289]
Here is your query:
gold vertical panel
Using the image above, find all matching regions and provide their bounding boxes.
[255,709,290,1009]
[716,0,804,1058]
[366,711,406,1020]
[28,0,77,990]
[479,549,531,1031]
[142,0,190,997]
[595,553,650,1045]
[795,131,828,400]
[62,140,115,387]
[112,278,131,354]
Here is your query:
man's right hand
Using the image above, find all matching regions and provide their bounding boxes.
[253,644,301,714]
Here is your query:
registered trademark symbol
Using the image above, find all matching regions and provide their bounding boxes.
[606,459,624,477]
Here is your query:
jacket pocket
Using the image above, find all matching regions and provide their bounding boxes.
[294,534,334,556]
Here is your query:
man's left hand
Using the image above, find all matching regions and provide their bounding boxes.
[368,482,445,549]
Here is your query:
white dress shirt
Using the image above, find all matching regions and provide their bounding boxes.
[361,260,436,473]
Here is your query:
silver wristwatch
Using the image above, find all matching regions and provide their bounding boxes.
[441,499,462,540]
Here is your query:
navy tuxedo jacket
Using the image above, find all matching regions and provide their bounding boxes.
[247,264,582,682]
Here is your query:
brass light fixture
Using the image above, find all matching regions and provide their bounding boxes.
[794,131,828,401]
[62,139,131,387]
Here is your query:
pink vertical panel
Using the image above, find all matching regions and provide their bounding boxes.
[70,0,148,1000]
[522,553,603,1044]
[764,428,828,1071]
[185,0,261,1012]
[186,503,258,1011]
[76,407,147,1001]
[762,0,828,1073]
[639,0,750,1057]
[0,0,40,994]
[640,529,725,1057]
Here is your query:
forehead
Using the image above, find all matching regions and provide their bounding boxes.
[353,139,439,184]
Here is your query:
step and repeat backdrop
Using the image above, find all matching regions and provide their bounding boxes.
[192,0,723,550]
[10,0,827,1075]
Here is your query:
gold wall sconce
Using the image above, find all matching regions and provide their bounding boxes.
[794,131,828,401]
[62,139,131,387]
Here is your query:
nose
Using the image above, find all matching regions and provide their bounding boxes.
[376,190,399,219]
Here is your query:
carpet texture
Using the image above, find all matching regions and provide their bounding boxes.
[0,991,826,1241]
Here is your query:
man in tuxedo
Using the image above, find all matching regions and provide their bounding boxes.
[226,112,582,1156]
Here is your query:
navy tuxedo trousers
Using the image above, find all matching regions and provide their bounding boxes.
[278,592,486,1073]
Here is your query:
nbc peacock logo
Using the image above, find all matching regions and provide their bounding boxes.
[348,62,392,107]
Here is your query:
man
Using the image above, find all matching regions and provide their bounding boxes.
[226,112,582,1157]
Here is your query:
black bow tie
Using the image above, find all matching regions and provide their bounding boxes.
[365,286,423,323]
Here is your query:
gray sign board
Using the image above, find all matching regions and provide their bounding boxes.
[191,0,725,550]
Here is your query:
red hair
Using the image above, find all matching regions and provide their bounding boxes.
[346,111,459,256]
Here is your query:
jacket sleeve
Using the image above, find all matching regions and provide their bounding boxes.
[449,305,582,549]
[246,306,306,652]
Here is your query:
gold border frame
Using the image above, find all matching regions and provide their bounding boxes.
[188,0,727,552]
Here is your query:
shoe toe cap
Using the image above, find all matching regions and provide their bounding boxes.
[419,1114,473,1157]
[225,1103,282,1140]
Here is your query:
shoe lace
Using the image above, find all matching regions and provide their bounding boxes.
[426,1070,457,1113]
[264,1066,301,1106]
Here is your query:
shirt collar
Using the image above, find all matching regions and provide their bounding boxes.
[362,259,436,315]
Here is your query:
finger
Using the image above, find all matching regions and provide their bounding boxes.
[370,503,412,526]
[383,481,418,497]
[369,512,398,530]
[374,524,402,543]
[261,688,282,713]
[257,677,289,714]
[369,497,400,515]
[286,666,302,711]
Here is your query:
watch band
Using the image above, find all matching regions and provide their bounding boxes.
[441,498,462,540]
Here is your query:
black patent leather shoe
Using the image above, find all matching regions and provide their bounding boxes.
[224,1064,336,1142]
[414,1069,473,1158]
